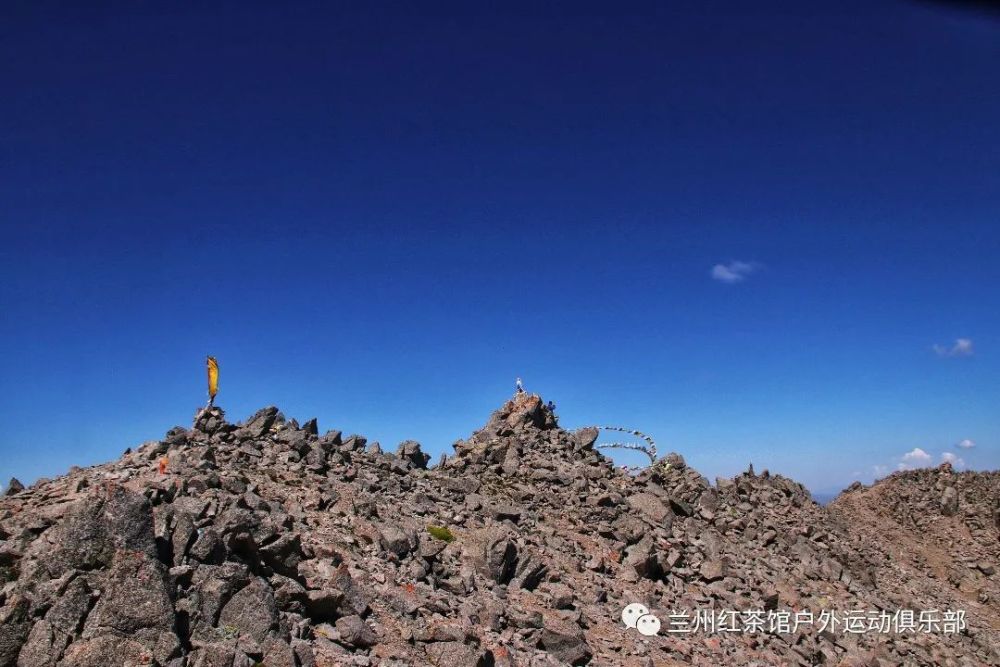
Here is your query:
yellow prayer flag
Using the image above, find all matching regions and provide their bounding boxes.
[206,356,219,404]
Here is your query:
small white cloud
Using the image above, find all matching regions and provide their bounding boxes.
[901,447,932,465]
[874,447,938,476]
[956,439,976,450]
[941,452,965,469]
[711,260,761,284]
[933,338,974,358]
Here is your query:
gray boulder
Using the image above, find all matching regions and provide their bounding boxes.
[941,486,959,516]
[396,440,430,469]
[0,597,30,666]
[3,478,24,497]
[539,622,591,665]
[217,577,280,643]
[334,614,377,648]
[82,552,175,639]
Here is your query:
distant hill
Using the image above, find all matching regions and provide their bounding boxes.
[809,491,839,506]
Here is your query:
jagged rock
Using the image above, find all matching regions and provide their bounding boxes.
[301,418,319,436]
[82,551,175,639]
[624,536,660,581]
[259,637,296,667]
[501,447,521,474]
[45,577,93,635]
[184,642,236,667]
[463,528,518,584]
[424,641,492,666]
[627,492,671,526]
[0,597,30,666]
[668,496,694,517]
[260,533,303,577]
[330,567,371,618]
[163,426,189,448]
[3,479,24,497]
[545,583,575,609]
[16,619,71,667]
[32,486,157,575]
[189,528,226,564]
[439,477,480,494]
[170,511,198,565]
[941,485,959,516]
[538,621,591,665]
[573,427,599,451]
[396,440,431,469]
[317,430,343,451]
[242,406,281,438]
[700,558,730,582]
[510,554,548,591]
[59,635,153,667]
[291,639,316,667]
[217,577,280,642]
[378,522,413,558]
[665,452,686,470]
[304,588,341,621]
[185,562,252,636]
[490,503,522,524]
[341,434,367,452]
[334,615,376,648]
[611,513,646,546]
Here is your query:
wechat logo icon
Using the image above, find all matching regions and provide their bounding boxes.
[621,603,661,636]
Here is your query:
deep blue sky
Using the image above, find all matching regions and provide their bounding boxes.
[2,1,998,496]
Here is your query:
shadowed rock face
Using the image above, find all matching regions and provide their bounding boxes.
[0,394,997,666]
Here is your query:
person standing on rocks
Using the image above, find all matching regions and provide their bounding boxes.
[516,377,524,394]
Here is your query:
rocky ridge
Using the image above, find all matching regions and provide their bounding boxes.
[0,393,997,666]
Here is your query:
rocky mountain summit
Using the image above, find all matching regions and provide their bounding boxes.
[1,394,997,666]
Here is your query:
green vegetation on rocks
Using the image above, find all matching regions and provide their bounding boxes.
[426,525,455,542]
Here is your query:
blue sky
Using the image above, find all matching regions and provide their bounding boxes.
[1,1,998,496]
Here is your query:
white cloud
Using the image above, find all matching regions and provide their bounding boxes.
[901,447,931,465]
[940,452,965,469]
[933,338,974,358]
[956,439,976,450]
[711,260,760,284]
[874,445,960,479]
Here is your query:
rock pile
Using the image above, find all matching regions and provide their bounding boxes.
[0,394,997,666]
[829,464,1000,665]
